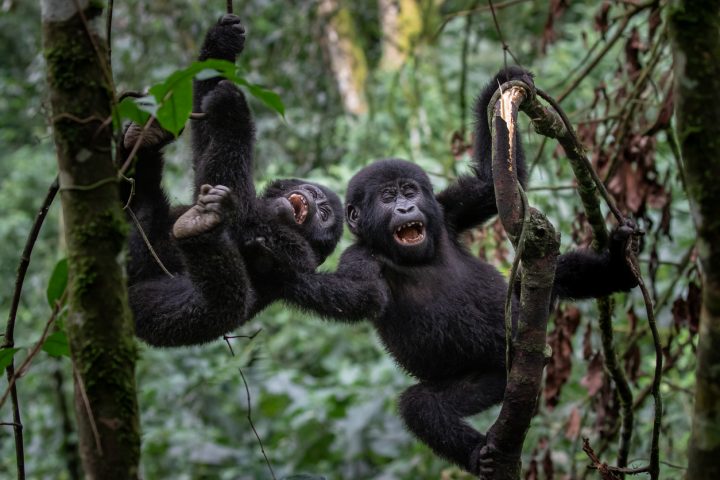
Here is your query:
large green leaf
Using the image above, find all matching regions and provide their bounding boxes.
[116,59,284,136]
[46,258,68,307]
[150,74,192,136]
[42,331,71,358]
[0,348,20,370]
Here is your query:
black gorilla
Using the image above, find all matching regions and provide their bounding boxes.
[281,68,639,474]
[121,15,343,347]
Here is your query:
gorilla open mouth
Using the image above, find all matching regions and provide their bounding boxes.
[287,193,309,224]
[394,222,426,245]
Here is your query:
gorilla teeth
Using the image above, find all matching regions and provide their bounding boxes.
[288,193,309,224]
[394,222,426,245]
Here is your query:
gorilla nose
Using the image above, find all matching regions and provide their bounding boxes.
[396,205,415,214]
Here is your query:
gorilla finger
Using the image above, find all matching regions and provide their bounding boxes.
[219,14,244,28]
[200,184,213,195]
[199,194,226,206]
[206,187,230,198]
[211,185,231,193]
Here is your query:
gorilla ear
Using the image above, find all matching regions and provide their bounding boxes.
[346,204,360,234]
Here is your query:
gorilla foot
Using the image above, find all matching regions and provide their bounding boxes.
[173,184,231,239]
[469,441,521,479]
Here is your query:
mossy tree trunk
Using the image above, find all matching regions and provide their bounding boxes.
[41,1,141,478]
[318,0,368,114]
[669,2,720,479]
[378,0,423,70]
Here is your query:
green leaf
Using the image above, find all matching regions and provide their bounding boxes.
[116,97,153,126]
[187,60,285,117]
[246,82,285,117]
[46,258,68,307]
[42,331,71,357]
[0,348,20,370]
[150,73,193,136]
[127,59,284,136]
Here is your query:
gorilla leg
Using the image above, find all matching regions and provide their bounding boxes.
[119,122,183,284]
[398,371,506,472]
[132,186,254,346]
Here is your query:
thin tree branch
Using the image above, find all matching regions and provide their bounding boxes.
[223,335,276,480]
[2,176,59,480]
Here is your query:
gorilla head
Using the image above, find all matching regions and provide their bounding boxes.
[345,159,444,265]
[263,178,344,264]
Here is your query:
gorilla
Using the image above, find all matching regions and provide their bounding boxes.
[280,67,639,474]
[120,15,343,347]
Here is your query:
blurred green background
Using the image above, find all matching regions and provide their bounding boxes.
[0,1,696,478]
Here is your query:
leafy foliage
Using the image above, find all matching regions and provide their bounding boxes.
[117,59,284,136]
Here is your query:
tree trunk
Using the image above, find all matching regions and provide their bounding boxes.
[41,1,141,478]
[669,2,720,479]
[319,0,368,114]
[378,0,422,70]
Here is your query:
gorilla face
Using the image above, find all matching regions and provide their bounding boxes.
[346,160,443,265]
[263,179,344,263]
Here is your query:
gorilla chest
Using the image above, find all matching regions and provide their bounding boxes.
[377,276,496,379]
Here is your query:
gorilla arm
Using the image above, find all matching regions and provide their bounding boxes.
[192,14,247,161]
[551,223,640,299]
[195,81,257,224]
[437,67,534,233]
[282,245,390,323]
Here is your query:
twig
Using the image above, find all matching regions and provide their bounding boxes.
[226,0,233,14]
[584,438,652,477]
[487,0,523,69]
[603,27,668,182]
[458,1,479,138]
[526,184,577,192]
[626,257,662,479]
[223,334,276,479]
[237,368,276,480]
[3,176,58,480]
[0,294,66,411]
[557,1,654,103]
[73,365,103,455]
[535,88,625,223]
[118,116,157,176]
[106,0,114,65]
[126,207,175,278]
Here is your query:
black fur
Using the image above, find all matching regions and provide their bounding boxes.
[281,67,639,474]
[121,15,343,347]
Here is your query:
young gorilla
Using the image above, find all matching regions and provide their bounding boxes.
[281,68,639,474]
[122,15,343,347]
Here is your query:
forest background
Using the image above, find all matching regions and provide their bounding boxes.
[0,0,704,479]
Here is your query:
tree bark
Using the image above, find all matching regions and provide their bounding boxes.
[482,87,560,479]
[669,2,720,479]
[319,0,368,114]
[41,1,141,478]
[378,0,422,70]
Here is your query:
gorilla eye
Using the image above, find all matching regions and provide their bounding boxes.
[381,188,397,202]
[401,184,417,197]
[319,206,330,221]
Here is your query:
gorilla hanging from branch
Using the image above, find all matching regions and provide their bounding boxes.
[120,15,343,347]
[279,67,640,475]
